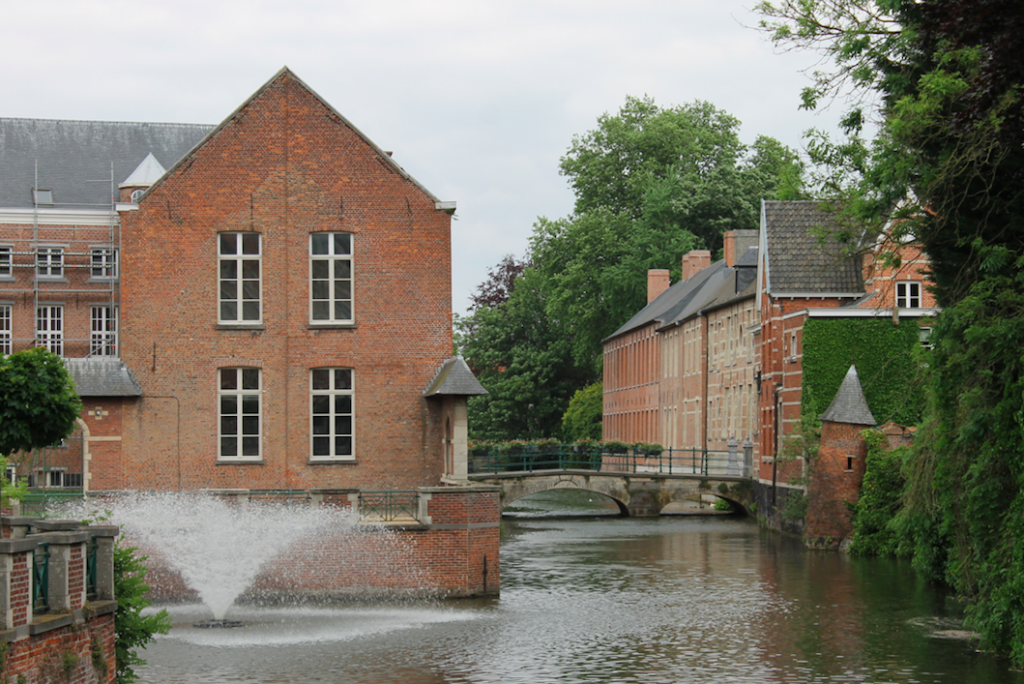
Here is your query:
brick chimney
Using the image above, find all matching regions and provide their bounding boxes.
[723,229,759,267]
[647,269,670,303]
[681,250,712,281]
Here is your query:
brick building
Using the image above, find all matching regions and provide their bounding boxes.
[0,68,485,493]
[603,200,935,526]
[603,229,760,453]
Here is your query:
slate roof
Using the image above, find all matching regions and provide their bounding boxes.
[64,358,143,397]
[819,365,876,426]
[0,118,213,210]
[606,249,760,340]
[763,200,863,294]
[423,357,488,397]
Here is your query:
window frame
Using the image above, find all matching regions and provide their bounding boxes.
[90,305,118,357]
[218,233,262,325]
[0,303,10,355]
[90,247,118,280]
[218,367,262,461]
[309,232,354,325]
[0,246,12,279]
[36,304,63,356]
[35,246,64,279]
[896,280,922,309]
[309,367,354,462]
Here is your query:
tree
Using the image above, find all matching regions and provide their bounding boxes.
[461,96,802,441]
[0,346,82,457]
[757,0,1024,663]
[0,347,82,505]
[114,541,171,684]
[561,382,603,441]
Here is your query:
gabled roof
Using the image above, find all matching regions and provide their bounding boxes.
[762,200,863,294]
[819,365,876,426]
[153,67,449,208]
[0,118,212,210]
[424,357,488,397]
[64,358,143,397]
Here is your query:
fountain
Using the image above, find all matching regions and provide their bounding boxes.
[62,492,389,624]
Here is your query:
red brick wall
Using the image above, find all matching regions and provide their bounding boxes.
[5,615,115,684]
[117,71,452,492]
[603,322,660,443]
[805,420,871,542]
[0,223,118,358]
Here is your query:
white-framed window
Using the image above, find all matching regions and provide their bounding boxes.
[36,305,63,355]
[36,247,63,278]
[0,304,10,355]
[218,233,261,324]
[896,281,922,308]
[219,368,261,459]
[310,232,353,323]
[310,368,354,460]
[0,246,11,278]
[90,306,118,357]
[90,247,118,279]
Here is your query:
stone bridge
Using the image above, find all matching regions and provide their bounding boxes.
[468,469,755,517]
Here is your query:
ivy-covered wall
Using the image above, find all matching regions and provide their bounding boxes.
[801,318,926,426]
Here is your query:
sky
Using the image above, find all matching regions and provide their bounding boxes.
[0,0,840,315]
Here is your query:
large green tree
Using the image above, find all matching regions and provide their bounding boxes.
[758,0,1024,662]
[460,97,802,440]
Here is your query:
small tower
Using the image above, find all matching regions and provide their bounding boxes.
[423,357,488,484]
[805,365,876,547]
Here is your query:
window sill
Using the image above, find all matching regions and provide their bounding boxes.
[308,322,357,330]
[216,459,265,465]
[87,277,119,284]
[216,324,265,331]
[35,277,68,283]
[0,276,14,282]
[308,458,357,465]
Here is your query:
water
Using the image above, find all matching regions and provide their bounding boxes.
[67,492,359,618]
[136,491,1023,683]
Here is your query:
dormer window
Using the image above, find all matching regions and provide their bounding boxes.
[896,281,921,308]
[33,189,53,206]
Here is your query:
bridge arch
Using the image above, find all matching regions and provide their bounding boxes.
[472,471,754,517]
[500,476,629,515]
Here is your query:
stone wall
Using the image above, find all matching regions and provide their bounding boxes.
[0,519,118,683]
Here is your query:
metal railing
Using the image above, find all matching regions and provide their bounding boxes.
[20,490,85,516]
[468,445,747,478]
[86,536,98,601]
[357,491,419,523]
[32,543,49,614]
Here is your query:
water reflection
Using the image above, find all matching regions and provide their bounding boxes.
[137,491,1022,683]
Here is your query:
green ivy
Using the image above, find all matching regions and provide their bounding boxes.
[849,429,909,557]
[801,317,926,426]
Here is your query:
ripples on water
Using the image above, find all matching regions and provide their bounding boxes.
[138,490,1023,683]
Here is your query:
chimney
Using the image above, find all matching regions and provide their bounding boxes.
[724,229,759,267]
[681,250,712,281]
[647,269,670,303]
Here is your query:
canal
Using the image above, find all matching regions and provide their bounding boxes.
[138,491,1022,683]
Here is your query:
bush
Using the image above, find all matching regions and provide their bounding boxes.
[114,540,171,684]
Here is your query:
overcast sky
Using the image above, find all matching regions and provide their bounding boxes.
[1,0,838,315]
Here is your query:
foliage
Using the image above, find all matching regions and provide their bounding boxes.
[714,498,733,512]
[114,540,171,684]
[458,268,592,441]
[757,0,1024,664]
[800,317,926,426]
[561,382,603,441]
[460,96,804,439]
[0,347,82,457]
[848,429,908,557]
